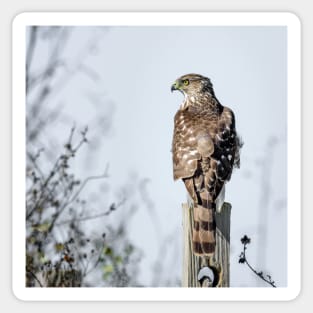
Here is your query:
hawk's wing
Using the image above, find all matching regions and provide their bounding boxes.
[172,106,239,201]
[211,107,238,185]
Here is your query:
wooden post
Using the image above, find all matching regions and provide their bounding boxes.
[182,200,231,287]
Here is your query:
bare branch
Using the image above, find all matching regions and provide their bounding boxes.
[239,235,277,287]
[55,198,125,226]
[26,269,43,287]
[26,26,38,92]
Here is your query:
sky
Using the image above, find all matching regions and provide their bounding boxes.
[27,25,287,287]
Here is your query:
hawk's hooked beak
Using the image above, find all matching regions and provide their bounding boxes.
[171,81,179,92]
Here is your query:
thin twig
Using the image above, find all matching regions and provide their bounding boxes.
[67,171,109,207]
[26,270,43,287]
[239,235,276,287]
[55,198,125,226]
[26,26,38,92]
[84,240,106,277]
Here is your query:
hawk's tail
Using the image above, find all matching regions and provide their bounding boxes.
[192,203,216,256]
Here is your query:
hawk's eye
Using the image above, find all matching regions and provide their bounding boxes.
[183,79,189,86]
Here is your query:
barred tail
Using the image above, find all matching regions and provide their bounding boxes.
[192,203,216,256]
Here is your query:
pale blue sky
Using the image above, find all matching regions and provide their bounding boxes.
[28,26,287,287]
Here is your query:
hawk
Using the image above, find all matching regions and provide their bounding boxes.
[171,73,241,256]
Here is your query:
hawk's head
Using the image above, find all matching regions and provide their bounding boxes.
[171,73,215,99]
[171,74,216,110]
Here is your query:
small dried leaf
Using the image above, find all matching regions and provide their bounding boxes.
[54,243,64,252]
[103,264,113,274]
[32,222,50,232]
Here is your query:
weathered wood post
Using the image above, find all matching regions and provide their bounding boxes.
[182,199,231,287]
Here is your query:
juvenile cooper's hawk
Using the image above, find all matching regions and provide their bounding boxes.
[171,73,241,256]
